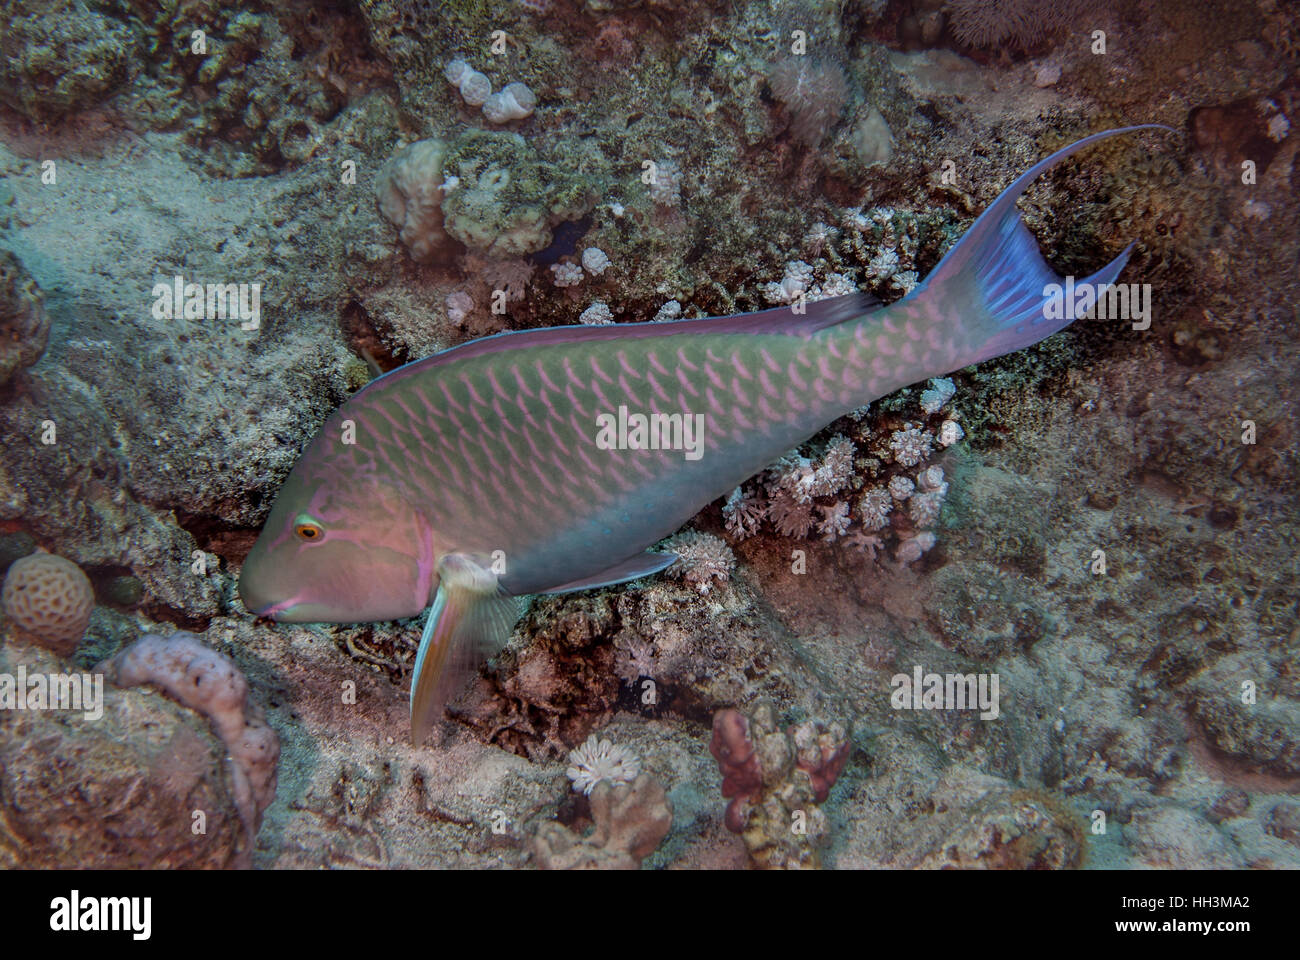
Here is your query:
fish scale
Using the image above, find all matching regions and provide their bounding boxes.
[237,125,1175,742]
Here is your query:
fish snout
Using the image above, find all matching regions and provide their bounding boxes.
[237,558,279,617]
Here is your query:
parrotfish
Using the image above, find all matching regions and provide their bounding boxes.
[239,125,1173,743]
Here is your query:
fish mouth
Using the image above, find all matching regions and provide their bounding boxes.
[238,576,302,620]
[252,597,300,619]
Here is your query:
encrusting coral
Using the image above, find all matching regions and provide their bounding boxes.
[376,130,592,263]
[710,701,852,869]
[0,0,134,122]
[530,773,672,870]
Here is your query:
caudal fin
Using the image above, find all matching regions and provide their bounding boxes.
[908,125,1177,368]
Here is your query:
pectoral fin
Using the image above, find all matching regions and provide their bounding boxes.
[410,554,525,744]
[543,551,677,595]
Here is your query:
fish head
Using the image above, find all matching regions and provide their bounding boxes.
[238,463,438,624]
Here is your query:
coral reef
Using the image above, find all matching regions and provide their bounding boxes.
[531,773,672,870]
[710,702,852,869]
[97,632,280,864]
[0,0,1294,876]
[0,643,249,868]
[437,129,590,259]
[719,381,958,563]
[1,552,94,655]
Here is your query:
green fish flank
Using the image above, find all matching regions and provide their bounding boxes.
[238,125,1175,743]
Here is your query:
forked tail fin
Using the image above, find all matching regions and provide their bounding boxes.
[905,124,1177,369]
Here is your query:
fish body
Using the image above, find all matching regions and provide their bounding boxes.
[238,125,1174,741]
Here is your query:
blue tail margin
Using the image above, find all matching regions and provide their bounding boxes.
[907,124,1179,368]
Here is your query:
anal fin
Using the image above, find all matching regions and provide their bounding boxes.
[410,554,525,744]
[542,551,677,595]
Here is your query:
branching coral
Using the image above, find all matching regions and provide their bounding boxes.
[717,378,961,563]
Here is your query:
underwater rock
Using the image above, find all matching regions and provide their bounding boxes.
[915,788,1084,869]
[461,573,825,760]
[1265,803,1300,848]
[97,632,280,865]
[530,773,672,869]
[709,701,852,869]
[0,644,246,868]
[0,250,50,387]
[0,532,35,574]
[1,552,94,656]
[1126,805,1244,870]
[0,0,135,122]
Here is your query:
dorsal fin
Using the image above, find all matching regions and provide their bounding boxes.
[369,290,880,391]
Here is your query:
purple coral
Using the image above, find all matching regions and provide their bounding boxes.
[709,704,852,836]
[767,491,815,538]
[710,709,762,834]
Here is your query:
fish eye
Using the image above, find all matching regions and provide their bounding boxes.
[293,517,325,542]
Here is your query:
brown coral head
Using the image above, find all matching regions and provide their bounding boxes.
[798,739,852,804]
[711,709,762,833]
[710,708,751,765]
[724,797,749,835]
[710,708,761,797]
